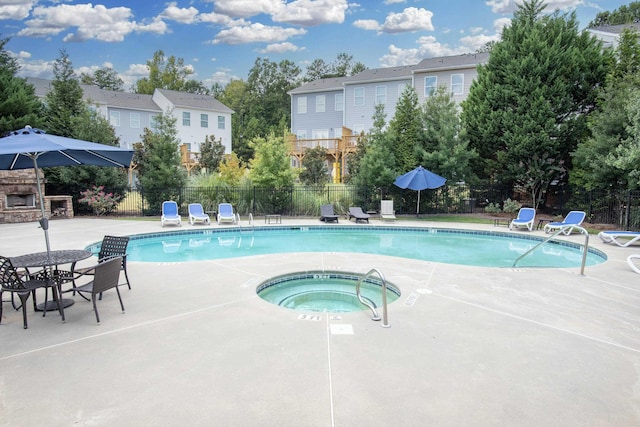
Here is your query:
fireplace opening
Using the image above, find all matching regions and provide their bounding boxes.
[6,194,36,208]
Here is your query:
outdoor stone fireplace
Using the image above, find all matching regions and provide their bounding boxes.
[0,169,73,223]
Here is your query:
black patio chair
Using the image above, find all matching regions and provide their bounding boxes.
[319,204,339,223]
[71,256,125,323]
[0,256,62,329]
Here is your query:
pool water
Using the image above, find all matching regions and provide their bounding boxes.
[105,226,607,268]
[257,271,401,312]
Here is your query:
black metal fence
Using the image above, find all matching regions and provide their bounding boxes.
[69,184,640,230]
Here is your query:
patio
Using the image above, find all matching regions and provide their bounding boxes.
[0,217,638,426]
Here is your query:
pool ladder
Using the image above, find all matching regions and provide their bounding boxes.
[512,225,589,275]
[356,268,390,328]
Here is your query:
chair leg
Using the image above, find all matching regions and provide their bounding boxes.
[18,292,31,329]
[115,286,125,313]
[92,296,100,323]
[123,266,131,290]
[51,282,65,323]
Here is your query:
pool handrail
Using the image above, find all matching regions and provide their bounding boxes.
[512,225,590,275]
[356,268,390,328]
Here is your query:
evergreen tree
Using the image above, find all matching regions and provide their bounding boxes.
[44,49,84,137]
[0,36,43,134]
[354,104,395,189]
[461,0,609,206]
[134,50,195,95]
[419,86,477,184]
[387,85,421,174]
[299,146,329,186]
[198,134,225,172]
[135,114,187,211]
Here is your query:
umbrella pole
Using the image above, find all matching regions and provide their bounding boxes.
[32,157,52,256]
[416,190,421,217]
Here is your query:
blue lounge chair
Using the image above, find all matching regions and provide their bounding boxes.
[509,207,536,231]
[188,203,210,225]
[217,203,237,225]
[161,201,182,227]
[544,211,586,235]
[598,230,640,247]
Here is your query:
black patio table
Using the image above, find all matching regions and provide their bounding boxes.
[10,249,93,311]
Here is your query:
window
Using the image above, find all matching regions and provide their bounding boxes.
[335,93,344,111]
[150,115,159,130]
[109,111,120,127]
[130,113,140,128]
[425,76,437,96]
[375,86,386,105]
[298,96,307,114]
[451,74,464,95]
[218,116,225,129]
[297,130,307,139]
[201,114,208,128]
[316,95,325,113]
[182,112,190,126]
[354,87,364,106]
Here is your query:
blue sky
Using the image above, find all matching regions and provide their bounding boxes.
[0,0,631,89]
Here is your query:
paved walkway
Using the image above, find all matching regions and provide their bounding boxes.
[0,217,639,426]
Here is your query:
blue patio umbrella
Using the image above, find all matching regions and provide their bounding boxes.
[0,126,134,257]
[394,165,447,216]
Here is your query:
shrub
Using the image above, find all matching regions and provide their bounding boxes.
[79,185,121,216]
[502,198,522,213]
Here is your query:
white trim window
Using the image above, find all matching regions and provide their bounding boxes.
[335,93,344,111]
[130,112,140,128]
[298,96,307,114]
[375,85,386,105]
[451,74,464,95]
[354,87,364,106]
[297,130,307,139]
[316,95,325,113]
[201,114,208,128]
[182,112,191,126]
[109,111,120,127]
[425,76,437,97]
[218,116,225,130]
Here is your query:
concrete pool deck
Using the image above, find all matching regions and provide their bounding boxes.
[0,217,639,426]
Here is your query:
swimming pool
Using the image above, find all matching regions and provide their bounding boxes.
[91,225,607,268]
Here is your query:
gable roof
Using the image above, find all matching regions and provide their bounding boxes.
[588,23,640,35]
[155,89,234,113]
[413,52,489,73]
[344,64,417,85]
[288,77,347,95]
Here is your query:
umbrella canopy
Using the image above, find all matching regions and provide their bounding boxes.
[0,126,134,257]
[394,166,446,216]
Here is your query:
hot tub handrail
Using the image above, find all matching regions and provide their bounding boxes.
[356,268,390,328]
[512,225,590,275]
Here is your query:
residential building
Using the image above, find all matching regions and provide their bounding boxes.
[26,78,234,157]
[587,23,640,50]
[287,52,490,181]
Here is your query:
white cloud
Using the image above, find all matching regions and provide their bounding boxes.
[204,68,241,85]
[17,4,137,42]
[15,57,54,79]
[353,19,380,31]
[493,17,511,33]
[212,0,280,18]
[271,0,349,26]
[212,22,306,45]
[135,17,169,35]
[17,50,30,58]
[258,42,303,53]
[485,0,584,14]
[379,36,467,67]
[161,2,199,24]
[0,0,35,20]
[381,7,434,34]
[198,12,233,25]
[384,0,406,4]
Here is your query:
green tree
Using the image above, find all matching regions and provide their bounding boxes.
[134,50,195,95]
[218,79,252,162]
[388,85,421,173]
[80,66,124,91]
[44,49,84,137]
[571,29,640,190]
[461,0,609,206]
[0,36,43,134]
[608,89,640,187]
[354,104,395,188]
[588,1,640,27]
[135,114,187,211]
[299,146,329,186]
[248,133,296,188]
[198,134,225,172]
[218,152,246,186]
[419,86,477,184]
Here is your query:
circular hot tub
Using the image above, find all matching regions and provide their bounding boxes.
[256,271,401,313]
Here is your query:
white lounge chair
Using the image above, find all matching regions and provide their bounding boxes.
[380,200,396,221]
[509,207,536,231]
[598,230,640,247]
[627,254,640,274]
[161,201,182,227]
[188,203,210,225]
[217,203,237,225]
[544,211,586,235]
